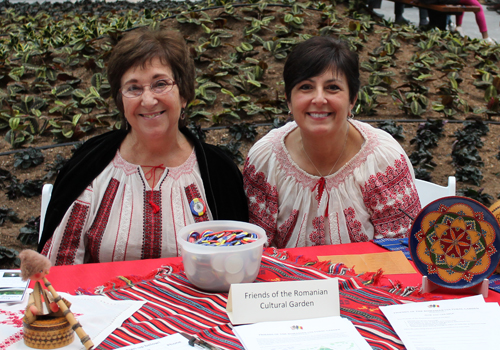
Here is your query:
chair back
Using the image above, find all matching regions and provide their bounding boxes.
[40,183,53,242]
[415,176,456,207]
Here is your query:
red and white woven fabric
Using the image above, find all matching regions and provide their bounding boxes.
[93,249,424,350]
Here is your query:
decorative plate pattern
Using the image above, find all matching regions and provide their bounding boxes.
[409,196,500,289]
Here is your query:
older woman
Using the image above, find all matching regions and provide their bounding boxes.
[243,36,420,248]
[39,27,248,265]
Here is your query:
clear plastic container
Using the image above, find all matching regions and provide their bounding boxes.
[177,220,266,292]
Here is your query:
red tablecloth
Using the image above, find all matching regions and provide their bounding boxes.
[33,242,500,303]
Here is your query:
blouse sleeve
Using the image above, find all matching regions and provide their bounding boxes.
[360,131,421,239]
[243,132,280,245]
[41,185,95,265]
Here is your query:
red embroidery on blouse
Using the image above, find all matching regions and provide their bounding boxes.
[55,202,89,265]
[344,207,369,242]
[0,310,24,350]
[41,237,52,256]
[114,151,139,175]
[309,216,326,246]
[184,184,209,223]
[361,155,421,238]
[243,162,279,245]
[143,189,162,259]
[87,178,120,263]
[275,209,299,248]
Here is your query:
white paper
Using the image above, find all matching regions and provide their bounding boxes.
[0,270,29,303]
[0,290,145,350]
[233,316,372,350]
[380,295,500,350]
[117,333,192,350]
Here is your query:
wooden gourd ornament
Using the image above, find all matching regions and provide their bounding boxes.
[19,250,94,350]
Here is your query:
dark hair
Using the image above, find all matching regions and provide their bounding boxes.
[283,36,360,104]
[107,26,195,125]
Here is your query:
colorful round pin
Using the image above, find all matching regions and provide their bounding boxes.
[190,198,206,216]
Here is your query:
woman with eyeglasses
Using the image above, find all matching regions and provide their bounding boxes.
[39,27,248,265]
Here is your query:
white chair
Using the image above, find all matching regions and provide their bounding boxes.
[415,176,456,207]
[39,183,53,242]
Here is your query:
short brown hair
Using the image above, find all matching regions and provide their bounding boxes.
[107,26,195,121]
[283,36,360,104]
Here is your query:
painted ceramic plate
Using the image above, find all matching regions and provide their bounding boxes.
[409,196,500,289]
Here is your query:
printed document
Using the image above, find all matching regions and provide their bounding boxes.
[380,295,500,350]
[117,333,192,350]
[233,316,371,350]
[0,270,29,303]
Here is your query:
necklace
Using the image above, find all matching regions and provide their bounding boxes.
[302,122,350,177]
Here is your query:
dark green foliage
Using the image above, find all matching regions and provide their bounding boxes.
[0,247,19,268]
[17,216,39,246]
[457,187,494,206]
[187,123,207,142]
[409,119,444,175]
[229,122,258,142]
[271,116,287,129]
[453,130,484,150]
[43,154,68,181]
[13,147,44,169]
[0,207,22,226]
[0,168,13,189]
[377,120,404,140]
[409,149,435,169]
[451,144,483,167]
[455,165,483,186]
[218,140,244,165]
[462,120,489,136]
[7,178,44,199]
[410,120,445,150]
[414,168,432,181]
[452,120,487,186]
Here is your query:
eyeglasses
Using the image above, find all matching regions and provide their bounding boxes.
[120,79,176,98]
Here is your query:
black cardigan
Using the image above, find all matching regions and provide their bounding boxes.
[38,128,249,252]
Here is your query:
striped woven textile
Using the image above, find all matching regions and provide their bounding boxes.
[96,249,423,350]
[373,238,411,260]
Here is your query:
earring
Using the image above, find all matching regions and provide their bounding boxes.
[348,110,354,119]
[180,108,186,120]
[288,110,293,118]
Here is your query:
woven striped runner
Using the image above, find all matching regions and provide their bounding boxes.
[96,249,423,350]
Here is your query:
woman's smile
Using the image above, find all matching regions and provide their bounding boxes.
[139,110,166,119]
[307,112,332,119]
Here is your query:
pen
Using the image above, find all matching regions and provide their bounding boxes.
[181,333,223,350]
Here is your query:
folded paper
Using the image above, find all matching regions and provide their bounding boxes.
[226,279,339,325]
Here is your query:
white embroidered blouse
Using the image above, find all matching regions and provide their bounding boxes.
[243,120,421,248]
[43,150,212,265]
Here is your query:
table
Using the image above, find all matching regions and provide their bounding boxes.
[28,242,500,350]
[36,242,500,303]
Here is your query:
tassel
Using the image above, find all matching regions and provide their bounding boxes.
[312,177,326,201]
[149,200,160,213]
